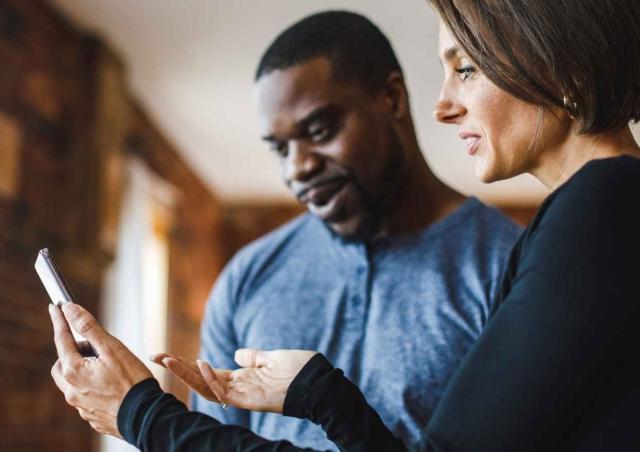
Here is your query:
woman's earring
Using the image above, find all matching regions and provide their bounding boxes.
[562,95,578,119]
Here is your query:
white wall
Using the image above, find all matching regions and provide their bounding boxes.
[52,0,640,206]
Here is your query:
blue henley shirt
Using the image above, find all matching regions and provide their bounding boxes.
[192,198,521,450]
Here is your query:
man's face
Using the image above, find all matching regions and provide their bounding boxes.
[255,57,407,240]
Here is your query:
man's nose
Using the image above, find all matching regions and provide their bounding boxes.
[283,142,324,182]
[434,90,465,124]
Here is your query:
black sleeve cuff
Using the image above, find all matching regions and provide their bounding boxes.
[283,353,336,419]
[117,377,162,444]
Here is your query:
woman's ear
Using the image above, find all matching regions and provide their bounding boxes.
[383,71,409,120]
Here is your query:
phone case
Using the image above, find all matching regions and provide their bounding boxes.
[35,248,75,306]
[35,248,97,357]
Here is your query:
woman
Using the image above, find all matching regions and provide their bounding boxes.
[51,0,640,450]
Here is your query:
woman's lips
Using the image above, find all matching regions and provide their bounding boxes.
[459,132,482,156]
[465,137,481,155]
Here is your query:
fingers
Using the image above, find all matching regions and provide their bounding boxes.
[149,353,233,402]
[149,353,174,368]
[234,348,270,368]
[60,303,109,357]
[50,359,69,393]
[163,357,218,401]
[49,304,83,370]
[197,360,229,405]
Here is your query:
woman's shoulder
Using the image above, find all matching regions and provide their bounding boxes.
[568,155,640,195]
[518,155,639,250]
[541,155,639,219]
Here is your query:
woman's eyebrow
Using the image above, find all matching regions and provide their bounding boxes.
[441,46,460,62]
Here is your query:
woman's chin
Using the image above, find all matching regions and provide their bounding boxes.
[474,155,514,183]
[474,159,497,183]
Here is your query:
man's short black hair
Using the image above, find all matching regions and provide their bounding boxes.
[255,11,402,93]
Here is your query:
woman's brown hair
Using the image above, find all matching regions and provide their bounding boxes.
[429,0,640,134]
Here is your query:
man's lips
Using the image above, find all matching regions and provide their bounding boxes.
[458,131,482,155]
[296,177,349,206]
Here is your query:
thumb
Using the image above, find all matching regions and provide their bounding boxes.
[61,303,109,355]
[234,348,271,368]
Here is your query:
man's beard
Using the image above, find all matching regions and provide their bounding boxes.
[336,132,408,243]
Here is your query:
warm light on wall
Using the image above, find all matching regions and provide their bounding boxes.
[0,111,21,200]
[101,158,176,452]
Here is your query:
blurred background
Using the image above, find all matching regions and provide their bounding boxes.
[1,1,638,451]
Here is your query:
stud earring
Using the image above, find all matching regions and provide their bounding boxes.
[562,95,578,119]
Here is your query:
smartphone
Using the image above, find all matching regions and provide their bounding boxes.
[35,248,97,357]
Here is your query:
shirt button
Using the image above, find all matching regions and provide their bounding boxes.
[356,266,366,275]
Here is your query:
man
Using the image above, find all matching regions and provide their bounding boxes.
[190,11,521,450]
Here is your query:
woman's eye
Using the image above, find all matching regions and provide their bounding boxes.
[455,66,477,81]
[270,142,288,157]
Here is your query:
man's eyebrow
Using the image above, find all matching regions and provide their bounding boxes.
[296,104,339,131]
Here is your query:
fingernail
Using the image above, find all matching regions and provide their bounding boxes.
[48,304,54,315]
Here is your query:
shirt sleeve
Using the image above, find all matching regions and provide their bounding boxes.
[283,354,407,452]
[119,378,323,452]
[191,263,250,428]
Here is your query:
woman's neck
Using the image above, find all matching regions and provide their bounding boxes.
[531,125,640,190]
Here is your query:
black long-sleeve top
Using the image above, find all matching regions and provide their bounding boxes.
[118,156,640,451]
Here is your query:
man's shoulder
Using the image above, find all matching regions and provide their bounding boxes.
[446,198,523,243]
[208,213,329,308]
[226,212,328,273]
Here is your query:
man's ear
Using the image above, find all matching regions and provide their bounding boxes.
[383,71,409,120]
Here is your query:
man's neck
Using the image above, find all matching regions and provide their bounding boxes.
[377,151,466,238]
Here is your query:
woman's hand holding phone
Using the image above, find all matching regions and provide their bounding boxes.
[49,302,153,437]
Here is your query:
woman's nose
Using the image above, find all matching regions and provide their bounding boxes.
[434,96,465,124]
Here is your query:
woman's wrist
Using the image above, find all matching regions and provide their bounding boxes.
[282,353,336,418]
[117,377,162,443]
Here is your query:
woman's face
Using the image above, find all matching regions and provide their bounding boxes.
[434,24,569,183]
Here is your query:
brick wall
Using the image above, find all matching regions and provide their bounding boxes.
[0,1,223,450]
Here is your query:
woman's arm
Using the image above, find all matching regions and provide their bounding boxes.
[147,348,407,451]
[283,354,407,452]
[118,378,322,452]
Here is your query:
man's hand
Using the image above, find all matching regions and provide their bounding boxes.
[177,349,316,414]
[49,303,153,437]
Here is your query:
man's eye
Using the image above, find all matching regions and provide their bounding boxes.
[309,123,333,142]
[455,65,477,81]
